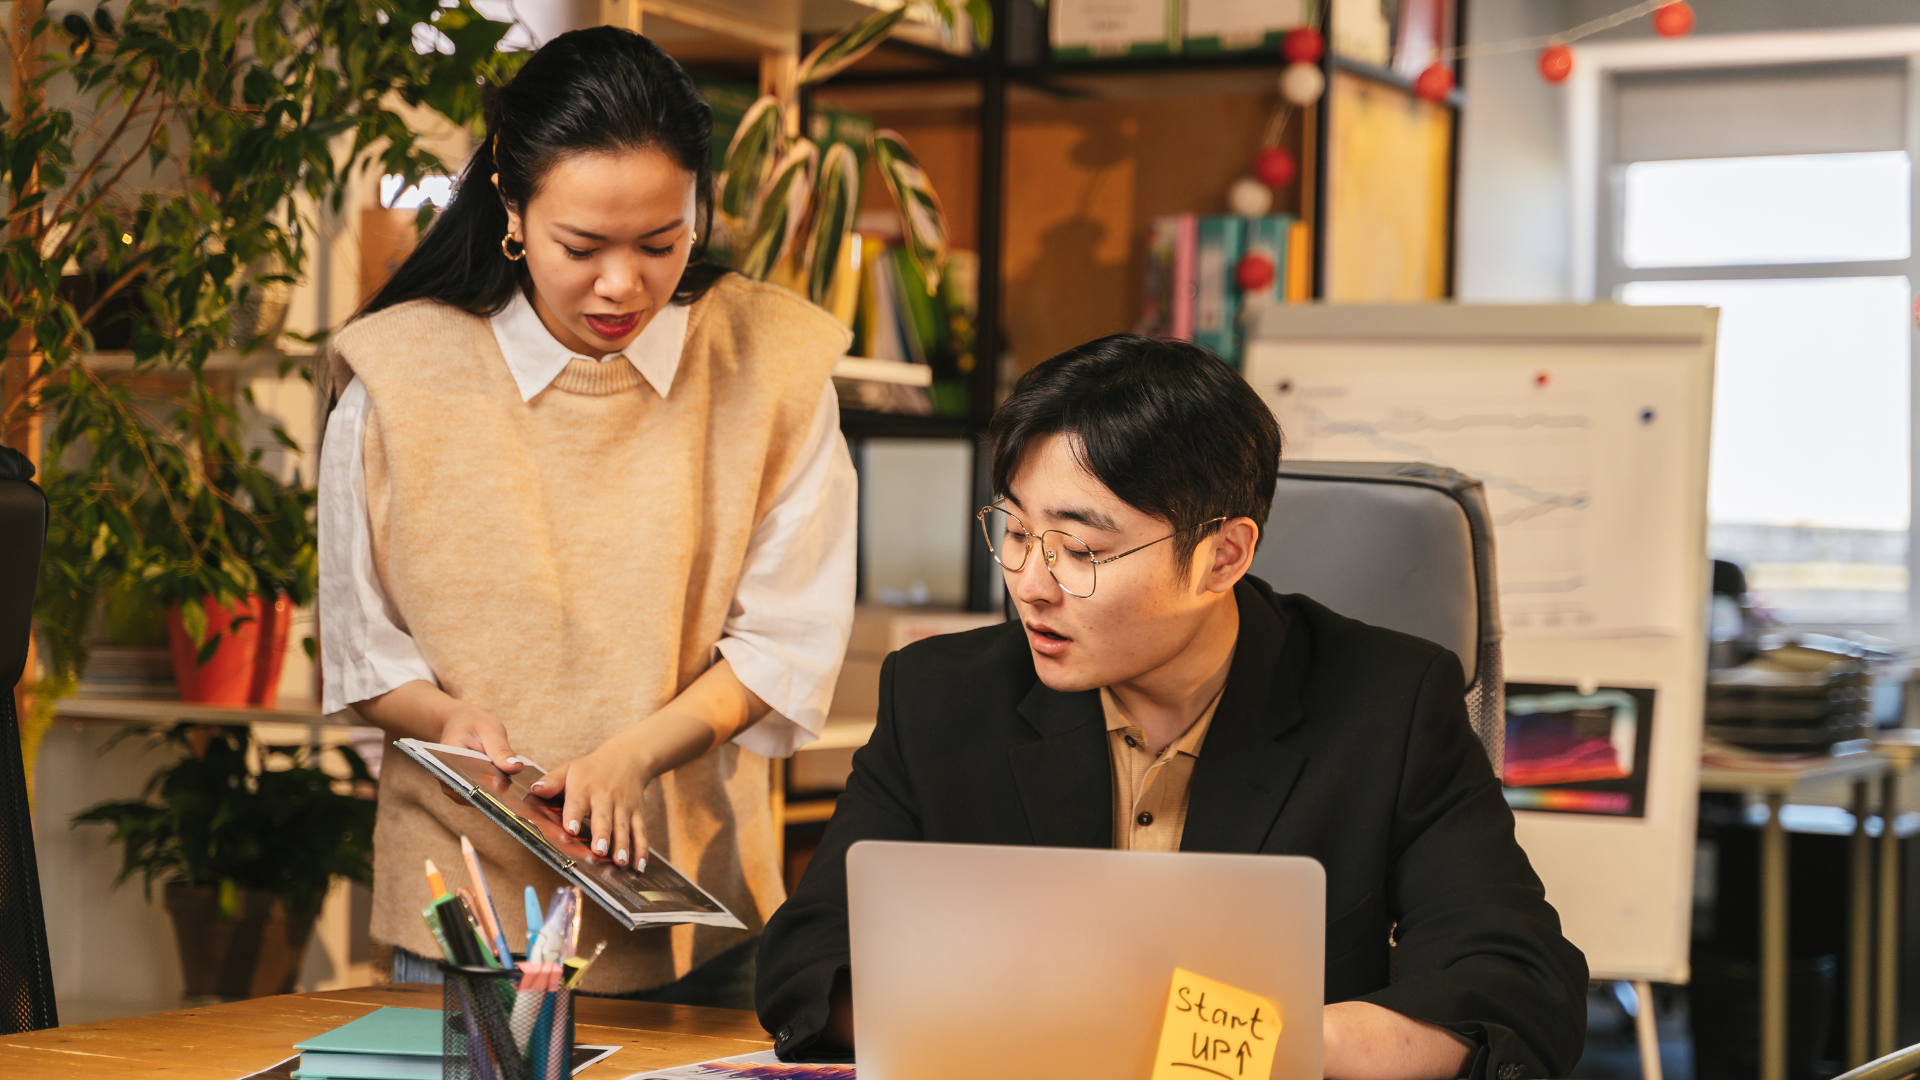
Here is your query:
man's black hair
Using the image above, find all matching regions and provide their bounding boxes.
[988,334,1283,566]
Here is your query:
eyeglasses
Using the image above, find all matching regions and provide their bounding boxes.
[977,505,1228,599]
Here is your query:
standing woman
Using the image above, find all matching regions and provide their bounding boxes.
[317,27,855,1008]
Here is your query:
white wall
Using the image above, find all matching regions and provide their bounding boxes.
[1455,0,1574,301]
[859,439,975,607]
[1571,0,1920,41]
[36,722,186,1022]
[38,720,373,1023]
[1452,0,1920,302]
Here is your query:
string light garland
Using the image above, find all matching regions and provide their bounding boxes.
[1229,0,1700,298]
[1412,0,1694,100]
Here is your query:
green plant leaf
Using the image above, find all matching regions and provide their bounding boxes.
[738,139,818,281]
[718,96,784,226]
[178,600,206,647]
[20,0,505,709]
[69,724,377,915]
[964,0,994,46]
[797,6,908,87]
[871,130,950,294]
[806,141,861,306]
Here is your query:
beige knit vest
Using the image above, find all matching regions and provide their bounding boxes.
[331,275,849,992]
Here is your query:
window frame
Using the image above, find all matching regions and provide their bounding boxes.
[1568,29,1920,632]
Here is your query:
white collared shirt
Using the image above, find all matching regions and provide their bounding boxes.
[317,289,856,757]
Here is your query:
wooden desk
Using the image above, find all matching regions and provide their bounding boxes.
[0,984,772,1079]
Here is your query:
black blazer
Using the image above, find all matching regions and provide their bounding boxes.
[757,577,1588,1079]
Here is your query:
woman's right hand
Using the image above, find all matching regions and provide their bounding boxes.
[355,681,524,794]
[435,698,523,775]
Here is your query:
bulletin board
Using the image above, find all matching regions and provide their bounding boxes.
[1244,302,1719,984]
[1323,70,1453,302]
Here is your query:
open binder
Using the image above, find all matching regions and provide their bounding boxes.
[394,740,745,931]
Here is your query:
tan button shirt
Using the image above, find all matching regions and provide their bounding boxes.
[1103,686,1225,852]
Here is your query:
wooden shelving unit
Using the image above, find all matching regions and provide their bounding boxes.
[595,2,1463,864]
[804,0,1464,429]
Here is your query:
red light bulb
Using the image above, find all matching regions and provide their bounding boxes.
[1282,26,1324,64]
[1236,254,1276,293]
[1414,63,1455,102]
[1254,147,1297,189]
[1652,2,1694,37]
[1538,44,1573,83]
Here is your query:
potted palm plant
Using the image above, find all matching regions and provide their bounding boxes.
[1,0,515,776]
[715,3,981,307]
[72,725,376,1002]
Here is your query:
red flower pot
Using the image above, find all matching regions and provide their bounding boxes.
[167,596,263,705]
[250,594,293,707]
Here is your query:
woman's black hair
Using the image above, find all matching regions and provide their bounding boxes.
[360,27,727,319]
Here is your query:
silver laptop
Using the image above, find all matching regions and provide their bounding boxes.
[847,841,1325,1080]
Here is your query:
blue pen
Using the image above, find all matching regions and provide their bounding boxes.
[524,886,543,956]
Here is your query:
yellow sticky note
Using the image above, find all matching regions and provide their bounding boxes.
[1149,967,1282,1080]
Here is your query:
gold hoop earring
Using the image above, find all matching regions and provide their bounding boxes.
[501,233,525,261]
[688,230,698,245]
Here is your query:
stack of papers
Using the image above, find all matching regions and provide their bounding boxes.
[626,1050,856,1078]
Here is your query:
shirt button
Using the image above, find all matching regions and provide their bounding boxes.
[1124,735,1138,748]
[1136,811,1154,827]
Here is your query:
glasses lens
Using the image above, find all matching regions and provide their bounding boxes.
[1041,530,1097,597]
[983,508,1029,571]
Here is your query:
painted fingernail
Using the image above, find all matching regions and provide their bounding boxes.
[636,858,647,873]
[593,837,608,855]
[615,849,627,865]
[566,819,580,834]
[530,781,545,789]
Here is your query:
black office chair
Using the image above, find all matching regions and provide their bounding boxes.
[0,446,58,1032]
[1250,461,1505,768]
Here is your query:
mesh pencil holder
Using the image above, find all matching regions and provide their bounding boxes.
[440,962,575,1080]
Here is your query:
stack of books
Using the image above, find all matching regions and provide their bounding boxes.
[76,644,175,698]
[1141,212,1306,369]
[846,239,978,418]
[291,1006,619,1079]
[292,1007,442,1080]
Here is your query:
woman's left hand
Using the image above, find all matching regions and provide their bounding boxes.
[530,658,773,870]
[534,725,660,869]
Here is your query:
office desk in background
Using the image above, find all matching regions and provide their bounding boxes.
[0,984,771,1080]
[1697,741,1915,1080]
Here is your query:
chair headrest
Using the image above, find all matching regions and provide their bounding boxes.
[1252,462,1499,686]
[0,446,34,481]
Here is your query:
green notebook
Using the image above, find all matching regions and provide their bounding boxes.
[295,1007,441,1057]
[292,1049,440,1080]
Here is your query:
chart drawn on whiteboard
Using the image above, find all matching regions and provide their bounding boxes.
[1281,388,1605,633]
[1259,358,1692,639]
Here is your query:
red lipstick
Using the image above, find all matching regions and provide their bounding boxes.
[584,311,641,339]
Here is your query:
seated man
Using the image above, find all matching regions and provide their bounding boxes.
[756,334,1588,1080]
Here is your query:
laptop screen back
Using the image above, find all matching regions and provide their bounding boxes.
[847,841,1325,1080]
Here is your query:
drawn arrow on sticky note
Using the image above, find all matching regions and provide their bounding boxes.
[1149,967,1282,1080]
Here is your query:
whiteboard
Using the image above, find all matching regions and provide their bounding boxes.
[1245,303,1718,984]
